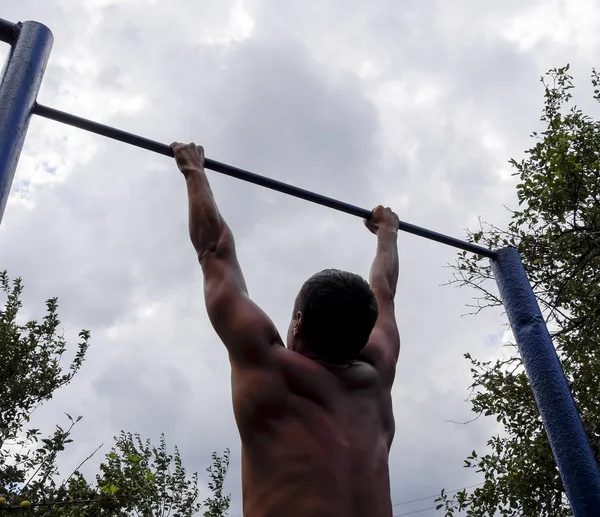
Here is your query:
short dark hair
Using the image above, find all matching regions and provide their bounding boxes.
[295,269,378,362]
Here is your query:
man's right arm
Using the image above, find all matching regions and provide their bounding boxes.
[172,142,283,367]
[361,206,401,387]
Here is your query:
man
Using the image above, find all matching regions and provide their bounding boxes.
[172,142,400,517]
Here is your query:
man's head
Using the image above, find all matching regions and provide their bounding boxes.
[287,269,378,363]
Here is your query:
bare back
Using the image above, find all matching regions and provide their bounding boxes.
[232,346,395,517]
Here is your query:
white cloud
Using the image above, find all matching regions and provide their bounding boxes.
[504,0,600,53]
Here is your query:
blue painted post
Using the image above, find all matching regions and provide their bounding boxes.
[0,20,53,225]
[491,247,600,516]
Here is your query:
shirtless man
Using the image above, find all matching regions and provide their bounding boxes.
[172,142,400,517]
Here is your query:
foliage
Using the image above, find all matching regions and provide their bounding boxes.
[0,271,230,515]
[437,65,600,516]
[203,449,230,517]
[0,270,90,507]
[94,432,202,517]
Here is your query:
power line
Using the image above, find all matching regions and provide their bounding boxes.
[392,482,484,507]
[393,503,445,516]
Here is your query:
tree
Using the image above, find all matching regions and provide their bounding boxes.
[0,271,230,515]
[437,65,600,516]
[0,270,90,508]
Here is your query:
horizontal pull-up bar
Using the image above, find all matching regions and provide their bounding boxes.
[32,102,496,258]
[0,17,19,44]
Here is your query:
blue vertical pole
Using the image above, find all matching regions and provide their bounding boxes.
[0,20,53,225]
[491,247,600,516]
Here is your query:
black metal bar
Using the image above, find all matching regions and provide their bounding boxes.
[0,22,53,224]
[0,18,19,44]
[32,102,496,258]
[491,248,600,517]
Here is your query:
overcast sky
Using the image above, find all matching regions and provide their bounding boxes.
[1,1,599,515]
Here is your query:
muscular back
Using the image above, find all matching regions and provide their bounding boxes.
[232,346,396,517]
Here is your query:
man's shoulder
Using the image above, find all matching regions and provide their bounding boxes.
[231,346,382,397]
[276,349,382,394]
